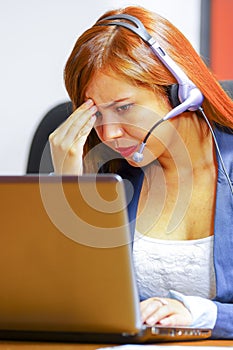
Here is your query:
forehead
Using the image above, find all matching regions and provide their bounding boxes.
[85,71,135,104]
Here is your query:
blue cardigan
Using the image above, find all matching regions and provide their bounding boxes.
[211,126,233,339]
[116,125,233,339]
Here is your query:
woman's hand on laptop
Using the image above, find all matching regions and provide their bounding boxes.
[49,99,97,174]
[140,297,192,327]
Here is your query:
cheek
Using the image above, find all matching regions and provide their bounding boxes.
[126,124,146,140]
[145,121,179,157]
[94,125,103,140]
[127,106,163,135]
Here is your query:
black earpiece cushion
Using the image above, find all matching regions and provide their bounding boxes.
[166,84,180,108]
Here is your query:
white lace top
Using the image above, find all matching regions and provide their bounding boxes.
[133,231,216,301]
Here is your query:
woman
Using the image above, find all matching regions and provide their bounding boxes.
[49,6,233,338]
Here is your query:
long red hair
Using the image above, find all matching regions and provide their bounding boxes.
[64,6,233,170]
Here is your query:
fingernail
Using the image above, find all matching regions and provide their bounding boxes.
[90,105,98,114]
[147,317,156,326]
[159,318,168,325]
[85,99,93,106]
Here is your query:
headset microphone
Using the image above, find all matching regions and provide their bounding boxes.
[98,14,204,163]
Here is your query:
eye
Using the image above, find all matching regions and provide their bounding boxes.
[116,103,133,113]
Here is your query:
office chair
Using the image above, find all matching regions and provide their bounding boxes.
[26,81,233,174]
[26,102,73,173]
[220,80,233,99]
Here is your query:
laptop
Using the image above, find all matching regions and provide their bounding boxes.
[0,174,211,343]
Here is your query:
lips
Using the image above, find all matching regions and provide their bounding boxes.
[115,145,138,158]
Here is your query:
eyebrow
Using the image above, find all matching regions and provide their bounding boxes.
[98,97,132,109]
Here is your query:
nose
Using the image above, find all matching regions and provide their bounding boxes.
[102,123,123,141]
[100,113,124,141]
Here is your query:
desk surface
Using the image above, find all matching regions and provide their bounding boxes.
[0,340,232,349]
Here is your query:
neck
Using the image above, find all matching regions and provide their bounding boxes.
[139,114,217,239]
[155,113,215,179]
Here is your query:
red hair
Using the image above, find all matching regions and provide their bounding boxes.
[64,6,233,170]
[65,6,232,125]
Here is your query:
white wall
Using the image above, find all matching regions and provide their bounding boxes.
[0,0,201,174]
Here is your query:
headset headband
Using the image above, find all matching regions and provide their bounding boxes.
[97,14,200,105]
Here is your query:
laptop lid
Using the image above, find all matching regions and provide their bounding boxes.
[0,174,142,334]
[0,174,211,343]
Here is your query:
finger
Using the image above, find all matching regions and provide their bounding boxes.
[61,108,97,149]
[66,116,97,156]
[62,99,96,131]
[63,101,97,138]
[140,298,167,314]
[50,99,97,143]
[144,304,170,326]
[50,116,97,175]
[145,300,192,327]
[159,313,191,327]
[55,104,96,143]
[140,299,164,323]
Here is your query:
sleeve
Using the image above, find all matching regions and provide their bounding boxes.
[211,126,233,338]
[211,301,233,339]
[168,290,217,329]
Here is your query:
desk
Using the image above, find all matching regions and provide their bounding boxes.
[0,340,232,349]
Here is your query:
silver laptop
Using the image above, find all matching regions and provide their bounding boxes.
[0,174,211,343]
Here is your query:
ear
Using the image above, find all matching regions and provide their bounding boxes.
[166,84,180,108]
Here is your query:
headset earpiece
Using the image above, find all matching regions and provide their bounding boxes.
[166,84,180,108]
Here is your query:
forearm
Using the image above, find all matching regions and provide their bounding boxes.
[212,301,233,339]
[168,290,217,329]
[169,290,233,338]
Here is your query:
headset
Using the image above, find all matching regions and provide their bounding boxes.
[97,14,233,194]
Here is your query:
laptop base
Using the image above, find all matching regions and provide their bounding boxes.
[0,326,212,344]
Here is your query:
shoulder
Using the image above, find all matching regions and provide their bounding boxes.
[214,123,233,153]
[214,123,233,142]
[214,123,233,177]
